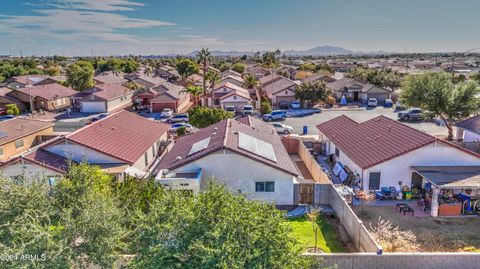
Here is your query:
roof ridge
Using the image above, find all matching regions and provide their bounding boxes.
[362,115,435,139]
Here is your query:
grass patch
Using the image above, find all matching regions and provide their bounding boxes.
[286,215,347,253]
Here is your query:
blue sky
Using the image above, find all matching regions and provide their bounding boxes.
[0,0,479,56]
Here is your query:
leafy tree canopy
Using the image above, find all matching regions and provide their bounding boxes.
[232,62,246,74]
[66,60,94,91]
[188,106,233,128]
[176,59,199,79]
[347,67,403,89]
[295,81,330,106]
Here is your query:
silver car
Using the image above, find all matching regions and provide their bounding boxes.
[271,122,293,134]
[398,108,423,121]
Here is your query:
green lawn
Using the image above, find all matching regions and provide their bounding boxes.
[286,215,347,253]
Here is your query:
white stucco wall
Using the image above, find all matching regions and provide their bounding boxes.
[0,161,61,182]
[364,142,480,190]
[106,92,133,112]
[132,134,167,171]
[174,150,297,205]
[464,130,480,142]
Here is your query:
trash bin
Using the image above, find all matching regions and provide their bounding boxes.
[303,126,308,135]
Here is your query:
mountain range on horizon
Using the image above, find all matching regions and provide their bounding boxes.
[183,45,390,57]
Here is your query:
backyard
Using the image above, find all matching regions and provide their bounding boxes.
[286,215,347,253]
[359,205,480,252]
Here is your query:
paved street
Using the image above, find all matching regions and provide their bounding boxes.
[283,107,449,137]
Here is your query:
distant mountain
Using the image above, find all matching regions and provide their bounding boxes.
[183,46,392,57]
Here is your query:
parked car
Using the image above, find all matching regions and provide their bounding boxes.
[262,110,287,121]
[0,115,15,121]
[398,108,423,121]
[160,108,173,117]
[243,105,254,115]
[384,99,394,108]
[290,100,301,109]
[225,106,236,114]
[167,114,189,123]
[169,123,193,133]
[91,113,109,122]
[367,98,378,107]
[278,101,289,109]
[272,122,293,134]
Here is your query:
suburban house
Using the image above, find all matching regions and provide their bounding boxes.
[155,117,306,206]
[148,82,191,113]
[93,74,128,85]
[455,115,480,142]
[262,77,298,107]
[178,74,203,87]
[247,66,271,79]
[301,73,337,84]
[316,115,480,196]
[327,77,392,104]
[211,82,251,110]
[4,75,60,89]
[220,74,245,87]
[0,110,170,180]
[8,83,76,112]
[0,87,27,113]
[155,65,179,83]
[76,83,133,113]
[130,76,166,89]
[221,70,242,78]
[0,118,54,162]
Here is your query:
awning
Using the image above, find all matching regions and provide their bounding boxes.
[411,166,480,189]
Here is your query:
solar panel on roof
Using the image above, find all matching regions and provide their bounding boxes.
[188,137,211,156]
[238,132,277,162]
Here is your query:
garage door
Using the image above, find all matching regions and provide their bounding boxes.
[152,102,176,112]
[275,96,296,106]
[367,93,390,104]
[81,101,106,113]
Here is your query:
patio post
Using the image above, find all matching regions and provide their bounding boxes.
[430,187,440,217]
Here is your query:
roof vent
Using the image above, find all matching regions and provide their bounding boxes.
[213,127,218,131]
[233,131,239,135]
[111,127,116,130]
[175,156,182,161]
[211,132,216,136]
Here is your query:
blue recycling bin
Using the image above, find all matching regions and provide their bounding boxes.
[303,126,308,135]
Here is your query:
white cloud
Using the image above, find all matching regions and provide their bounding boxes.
[28,0,145,11]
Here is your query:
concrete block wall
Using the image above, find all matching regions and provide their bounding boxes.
[310,253,480,269]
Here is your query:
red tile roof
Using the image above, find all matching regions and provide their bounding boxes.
[0,118,53,146]
[84,83,132,101]
[67,110,169,164]
[24,148,70,173]
[158,117,298,176]
[316,115,437,169]
[16,83,77,100]
[94,74,128,85]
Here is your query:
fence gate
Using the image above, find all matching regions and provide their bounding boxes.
[298,184,314,204]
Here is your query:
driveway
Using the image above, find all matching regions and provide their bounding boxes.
[283,107,448,137]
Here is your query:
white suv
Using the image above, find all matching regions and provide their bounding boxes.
[367,98,378,107]
[271,122,293,134]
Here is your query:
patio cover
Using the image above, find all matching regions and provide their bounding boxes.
[411,166,480,189]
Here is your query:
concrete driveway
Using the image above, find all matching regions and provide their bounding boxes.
[283,107,448,137]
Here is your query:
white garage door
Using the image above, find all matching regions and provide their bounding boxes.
[81,101,106,113]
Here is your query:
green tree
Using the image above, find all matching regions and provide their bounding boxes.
[401,72,480,140]
[176,59,199,79]
[298,63,316,73]
[122,58,139,73]
[44,65,62,76]
[260,98,272,115]
[471,72,480,84]
[188,106,233,128]
[130,180,309,269]
[181,85,204,106]
[232,62,246,74]
[66,61,94,91]
[205,69,220,106]
[295,81,330,107]
[5,103,20,115]
[243,74,260,90]
[219,63,231,72]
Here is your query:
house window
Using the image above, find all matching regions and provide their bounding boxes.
[152,146,156,157]
[255,181,275,192]
[233,96,237,100]
[144,153,149,166]
[285,90,288,95]
[0,147,3,156]
[335,147,340,157]
[369,172,381,190]
[15,139,24,149]
[214,99,220,105]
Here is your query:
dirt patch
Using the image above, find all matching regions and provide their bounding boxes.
[358,206,480,252]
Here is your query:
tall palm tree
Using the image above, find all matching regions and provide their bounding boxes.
[205,70,220,107]
[243,74,262,109]
[197,48,211,105]
[181,85,203,106]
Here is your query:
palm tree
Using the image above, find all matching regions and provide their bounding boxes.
[181,85,203,106]
[205,70,220,107]
[197,48,211,105]
[243,74,262,109]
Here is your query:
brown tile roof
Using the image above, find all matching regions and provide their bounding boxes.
[262,77,297,97]
[0,118,53,146]
[16,83,77,100]
[24,148,70,173]
[67,110,169,164]
[94,74,128,85]
[158,118,298,176]
[151,82,185,100]
[327,77,391,93]
[316,115,438,169]
[84,83,132,101]
[7,75,50,85]
[456,115,480,135]
[259,73,282,86]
